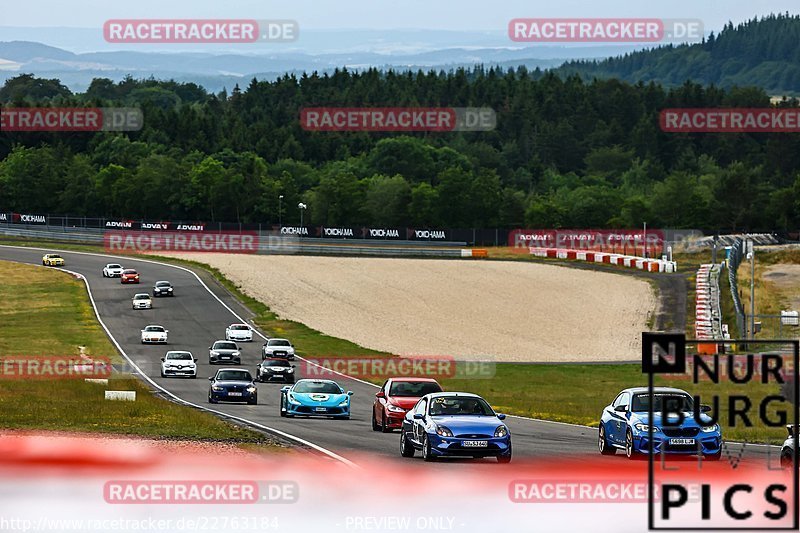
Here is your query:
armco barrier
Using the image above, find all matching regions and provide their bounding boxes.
[528,247,677,272]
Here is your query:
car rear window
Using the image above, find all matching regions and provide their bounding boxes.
[389,381,442,397]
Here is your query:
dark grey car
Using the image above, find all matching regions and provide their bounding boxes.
[209,340,241,365]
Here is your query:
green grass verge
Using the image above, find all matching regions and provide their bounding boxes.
[2,236,785,443]
[0,259,283,448]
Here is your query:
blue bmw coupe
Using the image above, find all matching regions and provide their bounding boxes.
[598,387,722,459]
[400,392,511,463]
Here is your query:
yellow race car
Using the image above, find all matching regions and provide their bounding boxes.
[42,253,65,266]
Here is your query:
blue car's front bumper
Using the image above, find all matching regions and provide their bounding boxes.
[427,433,511,457]
[285,400,350,417]
[633,430,722,455]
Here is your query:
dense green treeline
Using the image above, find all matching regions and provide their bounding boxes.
[1,46,800,230]
[558,14,800,94]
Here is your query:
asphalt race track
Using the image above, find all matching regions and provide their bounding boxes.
[0,245,774,468]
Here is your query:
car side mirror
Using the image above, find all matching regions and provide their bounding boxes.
[165,330,169,333]
[700,404,712,413]
[376,391,385,398]
[497,413,506,420]
[290,365,295,368]
[160,358,165,362]
[193,359,198,363]
[281,386,290,392]
[347,391,354,396]
[615,405,628,412]
[413,413,425,420]
[208,377,213,381]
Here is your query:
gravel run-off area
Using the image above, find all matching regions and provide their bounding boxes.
[170,254,656,363]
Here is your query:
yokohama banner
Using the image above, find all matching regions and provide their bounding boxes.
[508,229,664,254]
[11,213,47,224]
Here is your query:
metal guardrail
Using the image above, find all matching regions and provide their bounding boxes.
[0,225,467,258]
[728,238,747,336]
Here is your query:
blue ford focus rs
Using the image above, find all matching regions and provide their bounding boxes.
[400,392,511,463]
[598,387,722,459]
[280,379,353,419]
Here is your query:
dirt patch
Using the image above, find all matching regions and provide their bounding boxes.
[170,254,656,362]
[763,264,800,310]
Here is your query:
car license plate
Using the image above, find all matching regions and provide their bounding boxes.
[669,438,695,445]
[222,356,230,359]
[315,407,327,412]
[463,440,488,448]
[228,392,242,397]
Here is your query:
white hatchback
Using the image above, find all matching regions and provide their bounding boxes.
[226,323,253,342]
[141,324,168,344]
[132,293,152,309]
[103,263,124,277]
[160,351,197,378]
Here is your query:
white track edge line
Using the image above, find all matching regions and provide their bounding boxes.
[3,247,359,468]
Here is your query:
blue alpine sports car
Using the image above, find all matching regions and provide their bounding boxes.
[598,387,722,459]
[280,379,353,419]
[400,392,512,463]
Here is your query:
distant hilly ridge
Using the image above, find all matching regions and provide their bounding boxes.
[555,14,800,94]
[0,14,799,93]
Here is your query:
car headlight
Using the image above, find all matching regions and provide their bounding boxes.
[700,424,719,433]
[634,423,660,433]
[246,386,256,393]
[233,352,240,357]
[494,425,509,438]
[211,385,223,391]
[167,288,173,291]
[436,425,454,437]
[210,351,219,356]
[288,393,298,404]
[387,404,405,413]
[286,368,294,373]
[338,399,350,407]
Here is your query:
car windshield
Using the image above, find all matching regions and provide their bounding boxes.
[156,281,170,287]
[216,370,251,381]
[429,396,494,416]
[144,326,164,332]
[166,352,192,360]
[134,294,149,300]
[231,325,249,330]
[389,381,442,397]
[264,359,290,367]
[49,255,62,259]
[294,381,341,394]
[631,393,694,413]
[109,264,121,269]
[268,340,291,346]
[214,342,237,350]
[123,270,137,274]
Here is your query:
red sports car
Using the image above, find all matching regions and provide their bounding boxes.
[120,269,140,284]
[372,377,443,432]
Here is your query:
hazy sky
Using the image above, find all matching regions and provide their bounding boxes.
[1,0,797,30]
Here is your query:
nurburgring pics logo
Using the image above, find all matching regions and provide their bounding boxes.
[0,108,143,132]
[300,107,496,132]
[661,108,800,133]
[104,19,298,43]
[508,18,703,43]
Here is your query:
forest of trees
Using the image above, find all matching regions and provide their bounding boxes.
[558,13,800,94]
[2,15,800,232]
